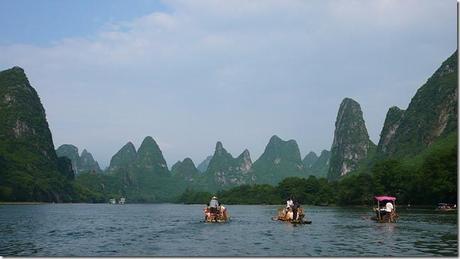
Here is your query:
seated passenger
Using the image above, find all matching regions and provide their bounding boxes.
[220,205,227,219]
[286,210,294,220]
[204,207,211,220]
[385,202,394,213]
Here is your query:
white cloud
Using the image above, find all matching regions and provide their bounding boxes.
[0,0,456,167]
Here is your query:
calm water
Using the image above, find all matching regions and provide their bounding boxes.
[0,204,457,256]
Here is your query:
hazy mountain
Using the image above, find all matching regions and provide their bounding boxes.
[171,157,200,183]
[56,144,101,174]
[308,150,331,178]
[94,136,177,202]
[252,135,305,185]
[201,142,255,191]
[56,144,80,173]
[107,141,137,173]
[79,149,101,173]
[197,155,212,173]
[302,151,318,170]
[135,136,168,175]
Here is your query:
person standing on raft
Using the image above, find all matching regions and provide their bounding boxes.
[209,196,220,214]
[286,196,294,209]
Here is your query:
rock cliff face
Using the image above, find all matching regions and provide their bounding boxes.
[56,144,101,173]
[0,67,57,162]
[171,158,200,182]
[197,155,212,173]
[252,135,305,185]
[202,142,255,190]
[378,51,458,157]
[108,142,137,173]
[328,98,373,181]
[236,149,253,174]
[377,107,405,154]
[0,67,74,201]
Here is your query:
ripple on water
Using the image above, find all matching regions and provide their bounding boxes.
[0,205,457,256]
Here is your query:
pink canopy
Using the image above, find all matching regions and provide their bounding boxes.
[375,196,396,202]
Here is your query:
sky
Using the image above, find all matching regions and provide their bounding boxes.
[0,0,457,169]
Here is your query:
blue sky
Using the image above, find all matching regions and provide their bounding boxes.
[0,0,169,45]
[0,0,457,168]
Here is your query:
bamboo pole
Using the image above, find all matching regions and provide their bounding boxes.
[393,200,396,222]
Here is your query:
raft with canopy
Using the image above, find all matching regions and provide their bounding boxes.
[372,195,398,223]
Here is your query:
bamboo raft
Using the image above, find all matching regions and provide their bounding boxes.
[273,207,312,224]
[204,206,229,223]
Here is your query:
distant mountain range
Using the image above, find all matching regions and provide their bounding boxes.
[0,51,456,202]
[59,133,332,196]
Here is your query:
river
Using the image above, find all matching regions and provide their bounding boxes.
[0,204,457,256]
